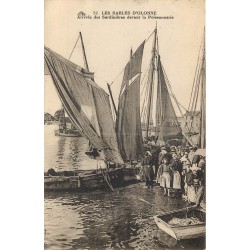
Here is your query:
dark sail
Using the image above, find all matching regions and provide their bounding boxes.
[120,42,145,96]
[44,46,123,164]
[116,41,145,161]
[156,57,182,141]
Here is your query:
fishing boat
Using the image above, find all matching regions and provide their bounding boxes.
[44,168,124,191]
[44,32,125,191]
[111,25,183,159]
[105,25,183,182]
[55,129,81,137]
[54,109,81,137]
[153,207,205,240]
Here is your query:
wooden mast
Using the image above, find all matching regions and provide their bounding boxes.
[107,83,118,116]
[199,53,206,148]
[145,27,157,140]
[79,32,89,71]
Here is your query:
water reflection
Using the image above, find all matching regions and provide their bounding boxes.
[44,125,205,249]
[45,125,101,172]
[45,184,205,249]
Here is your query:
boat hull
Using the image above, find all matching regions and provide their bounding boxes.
[123,167,141,183]
[79,168,124,190]
[44,176,80,191]
[154,207,205,240]
[54,129,81,137]
[44,168,124,191]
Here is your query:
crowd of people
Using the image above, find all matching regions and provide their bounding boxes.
[139,144,206,209]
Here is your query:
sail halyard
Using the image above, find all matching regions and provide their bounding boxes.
[44,46,124,164]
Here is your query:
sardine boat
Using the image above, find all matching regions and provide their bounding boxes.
[54,128,81,137]
[154,207,205,240]
[44,168,124,191]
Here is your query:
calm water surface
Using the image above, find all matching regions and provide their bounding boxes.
[44,125,205,249]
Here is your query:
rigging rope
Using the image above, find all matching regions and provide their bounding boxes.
[140,67,150,98]
[145,29,156,43]
[187,32,205,112]
[188,54,205,133]
[110,29,156,87]
[102,170,115,192]
[162,65,185,117]
[185,33,205,133]
[68,34,80,61]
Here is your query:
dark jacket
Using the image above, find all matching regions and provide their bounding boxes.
[186,170,193,186]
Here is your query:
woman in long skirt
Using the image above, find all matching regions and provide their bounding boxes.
[185,166,197,203]
[159,158,172,195]
[173,170,181,189]
[141,151,154,188]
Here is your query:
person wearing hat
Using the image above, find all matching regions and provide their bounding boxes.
[188,146,198,164]
[171,153,182,190]
[156,146,166,185]
[181,152,191,167]
[185,164,196,203]
[141,151,154,188]
[158,146,167,166]
[195,156,206,209]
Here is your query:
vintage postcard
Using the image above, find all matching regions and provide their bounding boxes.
[44,0,205,249]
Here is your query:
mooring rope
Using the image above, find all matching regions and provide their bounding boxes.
[102,170,115,192]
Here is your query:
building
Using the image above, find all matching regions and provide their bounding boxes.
[44,113,55,123]
[177,111,200,134]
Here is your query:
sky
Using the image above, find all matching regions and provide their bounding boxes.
[44,0,205,117]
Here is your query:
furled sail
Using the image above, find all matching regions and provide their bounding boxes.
[44,46,123,164]
[155,56,182,141]
[116,41,145,161]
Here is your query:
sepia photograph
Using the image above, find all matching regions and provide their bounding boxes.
[44,0,205,249]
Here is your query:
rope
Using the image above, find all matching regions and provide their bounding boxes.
[185,33,205,133]
[102,170,115,192]
[187,33,205,112]
[68,34,80,60]
[140,67,150,98]
[188,42,205,133]
[145,29,156,43]
[109,67,125,86]
[110,29,156,87]
[162,65,185,117]
[188,54,204,133]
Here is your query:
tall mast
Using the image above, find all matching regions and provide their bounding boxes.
[145,27,157,140]
[79,32,89,71]
[199,43,206,148]
[107,83,118,116]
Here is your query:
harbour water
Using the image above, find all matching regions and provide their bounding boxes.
[44,125,205,249]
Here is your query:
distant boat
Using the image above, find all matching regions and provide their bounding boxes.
[54,109,81,137]
[154,207,205,240]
